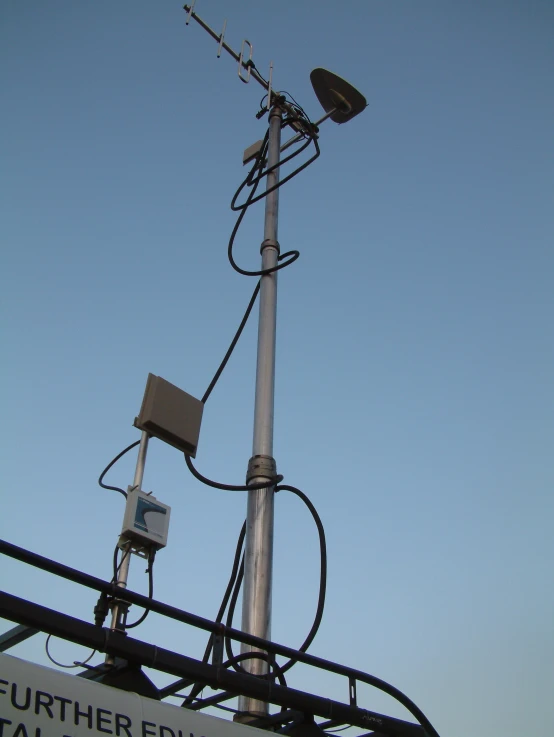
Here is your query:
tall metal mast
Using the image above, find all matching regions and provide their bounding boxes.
[239,101,283,715]
[183,3,366,719]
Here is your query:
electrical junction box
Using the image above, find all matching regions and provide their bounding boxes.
[134,373,203,457]
[120,489,171,552]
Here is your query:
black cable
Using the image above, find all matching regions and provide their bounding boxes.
[95,544,153,629]
[222,485,327,678]
[201,283,260,404]
[182,521,247,706]
[126,549,155,629]
[183,527,287,705]
[224,554,244,662]
[212,522,246,632]
[112,542,132,583]
[112,543,132,584]
[230,129,318,213]
[185,453,283,491]
[184,101,322,490]
[226,114,319,277]
[45,635,96,669]
[273,485,327,675]
[227,205,300,276]
[249,62,269,88]
[98,440,140,498]
[226,135,284,278]
[232,127,313,202]
[94,543,132,626]
[281,91,310,120]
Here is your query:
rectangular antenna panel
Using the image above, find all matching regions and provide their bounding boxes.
[135,373,203,457]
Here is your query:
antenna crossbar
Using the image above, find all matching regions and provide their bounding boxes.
[183,4,270,93]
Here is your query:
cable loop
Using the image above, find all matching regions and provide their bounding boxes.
[45,635,96,669]
[185,453,283,491]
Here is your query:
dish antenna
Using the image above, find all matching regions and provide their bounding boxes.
[310,67,367,124]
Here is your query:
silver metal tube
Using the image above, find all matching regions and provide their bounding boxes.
[106,431,150,654]
[132,430,149,490]
[238,105,283,716]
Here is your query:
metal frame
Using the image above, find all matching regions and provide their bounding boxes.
[0,623,38,651]
[0,538,430,736]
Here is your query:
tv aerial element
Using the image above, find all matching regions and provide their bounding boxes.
[184,3,367,719]
[184,3,273,98]
[238,39,253,83]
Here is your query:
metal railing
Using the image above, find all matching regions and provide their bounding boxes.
[0,538,437,737]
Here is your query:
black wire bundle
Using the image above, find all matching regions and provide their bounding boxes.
[217,485,327,680]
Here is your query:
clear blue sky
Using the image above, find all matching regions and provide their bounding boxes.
[2,2,553,735]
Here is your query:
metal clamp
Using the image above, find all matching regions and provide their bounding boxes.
[212,625,224,666]
[260,238,280,255]
[246,455,277,485]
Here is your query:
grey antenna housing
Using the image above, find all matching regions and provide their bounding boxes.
[134,373,203,457]
[310,68,367,124]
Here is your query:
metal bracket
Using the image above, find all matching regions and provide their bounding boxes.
[349,677,357,707]
[0,624,39,652]
[212,627,224,667]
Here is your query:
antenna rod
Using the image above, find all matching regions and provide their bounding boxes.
[183,5,269,92]
[238,102,283,718]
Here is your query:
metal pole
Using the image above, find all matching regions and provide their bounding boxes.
[106,430,149,658]
[238,104,283,717]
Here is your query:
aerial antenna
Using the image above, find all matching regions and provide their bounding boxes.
[183,3,366,721]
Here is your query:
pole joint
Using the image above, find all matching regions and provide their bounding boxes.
[246,455,277,485]
[260,238,280,255]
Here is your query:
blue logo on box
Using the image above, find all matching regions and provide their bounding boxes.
[134,498,167,539]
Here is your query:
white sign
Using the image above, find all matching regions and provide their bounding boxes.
[0,653,266,737]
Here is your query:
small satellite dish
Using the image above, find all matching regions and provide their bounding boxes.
[310,68,366,124]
